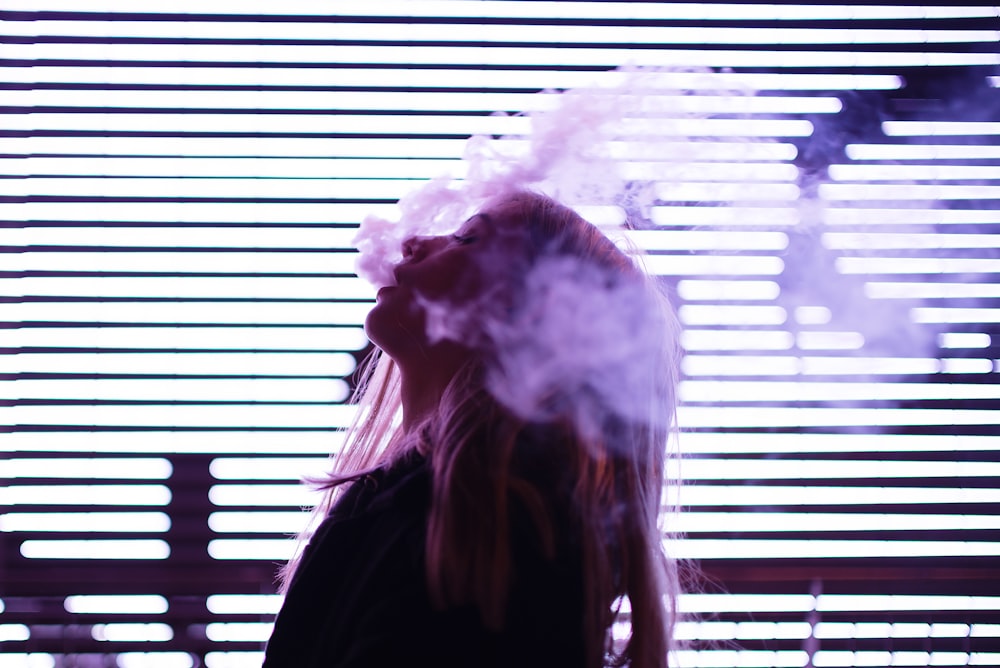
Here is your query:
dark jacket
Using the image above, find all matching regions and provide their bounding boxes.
[262,451,585,667]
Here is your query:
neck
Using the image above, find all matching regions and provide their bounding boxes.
[396,342,472,432]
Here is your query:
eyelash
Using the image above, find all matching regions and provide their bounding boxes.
[452,233,477,245]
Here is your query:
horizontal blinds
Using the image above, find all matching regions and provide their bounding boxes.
[3,3,999,667]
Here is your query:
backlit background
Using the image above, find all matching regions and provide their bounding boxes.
[2,2,999,667]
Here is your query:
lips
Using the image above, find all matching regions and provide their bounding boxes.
[376,285,397,301]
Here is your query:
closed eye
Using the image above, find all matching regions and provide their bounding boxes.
[451,233,477,245]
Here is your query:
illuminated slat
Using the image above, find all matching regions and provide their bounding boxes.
[209,457,326,480]
[637,255,785,276]
[8,21,998,44]
[912,307,1000,324]
[0,327,370,351]
[796,331,864,350]
[939,333,992,348]
[205,652,265,668]
[8,44,1000,67]
[813,623,971,639]
[21,540,171,559]
[680,485,1000,506]
[7,352,357,376]
[627,231,789,251]
[64,594,168,614]
[829,164,1000,181]
[2,458,172,479]
[0,625,30,642]
[674,621,812,641]
[0,512,172,532]
[809,652,978,667]
[6,90,843,114]
[836,257,1000,274]
[3,277,374,300]
[1,113,816,137]
[5,405,357,428]
[1,431,349,454]
[846,143,1000,160]
[205,623,273,643]
[679,406,1000,428]
[208,511,309,533]
[679,433,1000,455]
[680,380,1000,402]
[668,539,1000,559]
[817,595,1000,612]
[820,183,1000,199]
[208,539,294,560]
[678,305,787,326]
[884,121,1000,136]
[822,207,1000,225]
[3,1,997,21]
[677,513,1000,533]
[656,182,802,200]
[6,251,359,274]
[0,67,905,91]
[3,227,364,250]
[793,306,831,325]
[0,201,398,223]
[676,280,781,301]
[1,379,351,403]
[678,593,816,613]
[116,654,194,668]
[7,303,372,326]
[3,485,171,506]
[92,624,173,642]
[866,282,1000,299]
[680,330,793,351]
[208,484,319,507]
[682,355,949,376]
[651,206,800,227]
[206,594,282,615]
[823,232,1000,250]
[671,459,1000,480]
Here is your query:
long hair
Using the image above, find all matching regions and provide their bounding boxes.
[282,190,682,668]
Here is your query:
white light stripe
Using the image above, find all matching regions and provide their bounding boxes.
[1,114,816,138]
[627,230,789,251]
[0,201,398,223]
[1,431,349,455]
[7,251,359,274]
[823,232,1000,250]
[2,458,172,479]
[796,331,864,350]
[677,513,1000,533]
[208,539,294,560]
[651,206,801,227]
[21,540,171,559]
[1,379,351,403]
[829,164,1000,181]
[680,330,794,351]
[0,625,31,642]
[208,484,320,507]
[205,623,273,643]
[3,277,375,300]
[639,255,785,276]
[6,352,357,376]
[7,303,372,326]
[678,593,816,614]
[822,207,1000,225]
[8,21,999,45]
[972,625,1000,637]
[674,621,812,641]
[820,183,1000,200]
[672,459,1000,480]
[679,406,1000,428]
[5,405,357,429]
[939,333,992,349]
[9,44,1000,68]
[92,623,174,642]
[836,257,1000,274]
[115,654,193,668]
[0,327,370,351]
[679,305,787,326]
[657,182,802,201]
[676,280,781,301]
[866,282,1000,299]
[3,485,171,506]
[818,595,1000,612]
[846,143,1000,160]
[680,485,1000,506]
[65,594,168,614]
[940,358,994,374]
[680,380,1000,403]
[206,594,282,615]
[6,89,843,115]
[208,511,309,534]
[682,355,945,376]
[205,651,264,667]
[210,457,327,480]
[667,539,1000,559]
[884,121,1000,136]
[679,433,1000,455]
[912,307,1000,324]
[813,622,970,640]
[0,512,172,533]
[5,1,999,20]
[794,306,832,325]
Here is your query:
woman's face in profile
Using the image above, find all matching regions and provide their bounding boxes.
[364,199,527,362]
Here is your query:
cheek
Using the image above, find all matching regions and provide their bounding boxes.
[416,255,484,304]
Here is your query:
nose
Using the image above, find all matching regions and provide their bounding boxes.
[401,235,445,262]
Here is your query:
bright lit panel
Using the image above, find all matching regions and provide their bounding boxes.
[64,595,168,614]
[0,513,171,533]
[21,540,171,560]
[0,327,369,351]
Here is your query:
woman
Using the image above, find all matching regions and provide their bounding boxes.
[263,190,682,668]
